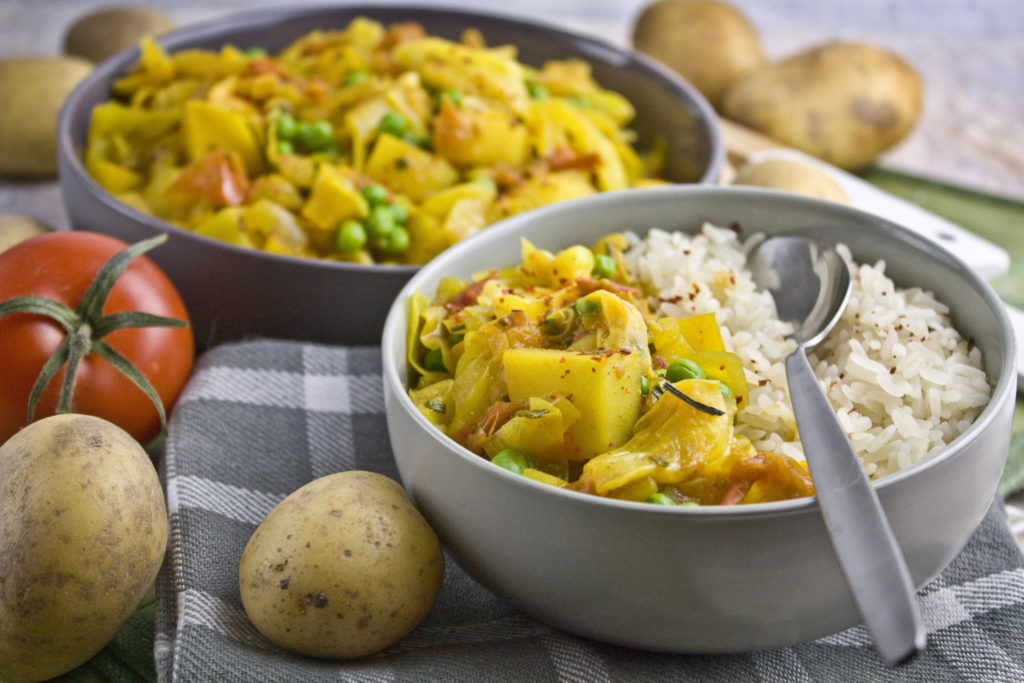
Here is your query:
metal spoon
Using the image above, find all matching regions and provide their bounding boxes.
[747,235,925,665]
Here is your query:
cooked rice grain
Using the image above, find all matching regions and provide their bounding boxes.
[625,224,990,479]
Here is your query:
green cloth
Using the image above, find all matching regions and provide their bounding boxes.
[60,168,1024,681]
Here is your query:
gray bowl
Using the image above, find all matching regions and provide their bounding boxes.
[57,4,722,348]
[382,185,1016,653]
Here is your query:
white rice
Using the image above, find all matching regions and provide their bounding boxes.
[623,224,991,479]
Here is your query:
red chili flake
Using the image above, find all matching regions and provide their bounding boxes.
[444,273,496,314]
[758,379,768,386]
[889,367,896,374]
[547,146,601,171]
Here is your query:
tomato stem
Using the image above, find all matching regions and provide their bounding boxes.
[0,233,187,437]
[58,324,93,416]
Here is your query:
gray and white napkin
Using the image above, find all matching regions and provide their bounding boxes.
[155,339,1024,681]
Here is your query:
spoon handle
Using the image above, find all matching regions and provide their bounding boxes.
[786,348,926,665]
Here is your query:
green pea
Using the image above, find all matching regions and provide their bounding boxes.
[383,226,410,254]
[681,501,700,507]
[389,202,409,224]
[276,140,294,156]
[646,492,675,506]
[640,375,651,397]
[360,184,389,207]
[720,382,733,400]
[244,46,266,58]
[366,205,397,237]
[592,252,615,278]
[440,89,463,107]
[665,358,704,383]
[275,112,297,140]
[526,80,549,100]
[423,347,446,372]
[335,220,367,252]
[491,449,530,475]
[402,130,429,149]
[297,120,334,150]
[378,110,410,137]
[343,71,369,86]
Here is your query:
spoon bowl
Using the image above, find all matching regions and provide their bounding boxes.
[747,235,926,665]
[747,235,852,345]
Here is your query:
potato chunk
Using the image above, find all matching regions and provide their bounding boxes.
[503,347,646,459]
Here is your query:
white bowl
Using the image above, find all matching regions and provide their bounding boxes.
[381,186,1016,652]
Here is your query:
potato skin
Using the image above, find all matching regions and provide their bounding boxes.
[721,42,923,170]
[632,0,765,109]
[238,471,444,660]
[63,6,174,64]
[0,57,93,178]
[0,214,52,254]
[732,158,851,204]
[0,414,168,683]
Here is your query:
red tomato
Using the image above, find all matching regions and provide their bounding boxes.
[0,231,194,444]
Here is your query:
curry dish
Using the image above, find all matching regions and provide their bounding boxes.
[85,18,667,265]
[407,234,816,506]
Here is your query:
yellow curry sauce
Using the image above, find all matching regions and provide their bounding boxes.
[408,235,815,506]
[85,18,667,265]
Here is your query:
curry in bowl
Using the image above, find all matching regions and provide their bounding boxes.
[406,223,990,505]
[84,17,670,266]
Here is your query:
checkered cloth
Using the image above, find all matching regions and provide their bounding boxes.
[155,339,1024,681]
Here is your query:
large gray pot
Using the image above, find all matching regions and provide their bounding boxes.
[58,4,722,348]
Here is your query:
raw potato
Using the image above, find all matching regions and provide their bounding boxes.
[722,42,923,170]
[632,0,765,109]
[0,57,93,178]
[732,158,851,204]
[239,470,444,659]
[0,414,168,682]
[0,214,53,254]
[64,6,175,63]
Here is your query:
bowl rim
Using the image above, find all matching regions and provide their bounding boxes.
[382,184,1017,517]
[56,2,724,276]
